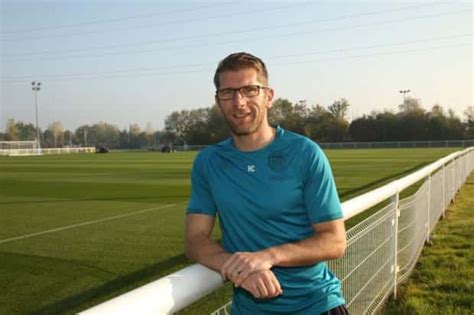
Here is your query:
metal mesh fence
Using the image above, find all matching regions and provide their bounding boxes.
[333,202,396,314]
[211,150,473,315]
[211,301,232,315]
[397,183,429,284]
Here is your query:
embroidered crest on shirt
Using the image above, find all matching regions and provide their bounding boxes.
[268,152,286,172]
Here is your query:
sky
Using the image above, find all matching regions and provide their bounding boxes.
[1,0,472,133]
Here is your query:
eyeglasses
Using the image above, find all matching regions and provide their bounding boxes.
[216,85,269,101]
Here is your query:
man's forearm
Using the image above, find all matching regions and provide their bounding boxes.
[264,232,346,267]
[224,224,346,287]
[185,236,232,273]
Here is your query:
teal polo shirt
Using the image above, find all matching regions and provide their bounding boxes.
[187,127,345,314]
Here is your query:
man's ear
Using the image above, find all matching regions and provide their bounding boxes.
[215,97,223,115]
[265,88,274,109]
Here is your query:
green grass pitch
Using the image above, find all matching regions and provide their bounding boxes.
[0,148,459,314]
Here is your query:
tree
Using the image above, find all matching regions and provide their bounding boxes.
[5,118,18,141]
[164,110,191,144]
[42,129,55,148]
[74,122,120,148]
[464,106,474,139]
[398,97,425,114]
[325,99,350,141]
[305,105,331,141]
[207,105,228,143]
[375,111,399,141]
[118,129,129,149]
[268,98,293,126]
[183,108,212,144]
[349,115,378,141]
[94,122,120,148]
[159,130,177,146]
[144,122,155,147]
[268,98,308,135]
[445,109,465,140]
[49,121,64,147]
[398,98,428,140]
[128,123,142,148]
[63,130,75,146]
[15,122,37,141]
[75,125,92,147]
[427,105,450,140]
[328,98,349,120]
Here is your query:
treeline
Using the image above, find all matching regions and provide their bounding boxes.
[164,97,474,143]
[1,120,176,149]
[2,97,473,148]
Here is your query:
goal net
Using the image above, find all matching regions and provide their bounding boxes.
[0,141,41,156]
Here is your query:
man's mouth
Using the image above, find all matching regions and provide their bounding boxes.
[233,112,251,119]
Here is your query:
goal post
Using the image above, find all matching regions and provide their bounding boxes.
[0,140,41,156]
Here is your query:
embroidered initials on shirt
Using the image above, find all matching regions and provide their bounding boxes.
[247,165,256,173]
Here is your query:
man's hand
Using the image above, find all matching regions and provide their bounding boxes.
[221,251,274,287]
[239,270,283,299]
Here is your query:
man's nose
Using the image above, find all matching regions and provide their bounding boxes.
[232,89,245,107]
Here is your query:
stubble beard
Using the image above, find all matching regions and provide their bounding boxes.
[225,107,266,136]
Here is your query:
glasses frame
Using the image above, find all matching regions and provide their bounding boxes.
[216,85,269,101]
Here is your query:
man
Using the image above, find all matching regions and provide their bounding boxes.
[185,52,348,314]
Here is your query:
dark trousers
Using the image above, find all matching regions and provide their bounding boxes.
[320,304,349,315]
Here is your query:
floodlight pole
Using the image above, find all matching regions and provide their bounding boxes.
[399,89,410,103]
[84,129,88,147]
[32,81,42,153]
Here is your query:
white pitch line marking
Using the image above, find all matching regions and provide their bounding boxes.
[0,203,179,244]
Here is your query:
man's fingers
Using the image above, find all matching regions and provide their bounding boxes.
[239,270,284,299]
[221,254,241,279]
[262,272,279,297]
[234,269,251,287]
[249,284,260,298]
[270,272,283,295]
[242,281,261,299]
[223,254,252,284]
[260,271,282,298]
[256,278,268,298]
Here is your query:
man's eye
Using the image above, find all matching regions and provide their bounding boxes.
[242,86,257,94]
[220,89,233,96]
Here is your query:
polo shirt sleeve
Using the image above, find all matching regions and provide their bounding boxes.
[186,151,217,216]
[302,141,343,224]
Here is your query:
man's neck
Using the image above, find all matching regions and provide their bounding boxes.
[232,125,276,152]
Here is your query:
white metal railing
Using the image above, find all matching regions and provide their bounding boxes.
[0,147,96,156]
[81,147,474,315]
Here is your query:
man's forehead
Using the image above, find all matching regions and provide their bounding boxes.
[218,68,264,86]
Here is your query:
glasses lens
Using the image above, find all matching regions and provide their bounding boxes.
[217,89,234,100]
[241,85,259,97]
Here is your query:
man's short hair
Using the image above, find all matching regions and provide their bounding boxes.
[213,52,269,89]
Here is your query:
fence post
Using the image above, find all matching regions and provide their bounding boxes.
[452,159,456,202]
[425,175,431,244]
[391,192,400,299]
[442,165,446,219]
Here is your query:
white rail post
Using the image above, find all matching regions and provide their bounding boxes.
[442,165,446,219]
[452,159,456,202]
[391,192,400,299]
[464,154,467,180]
[425,175,431,244]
